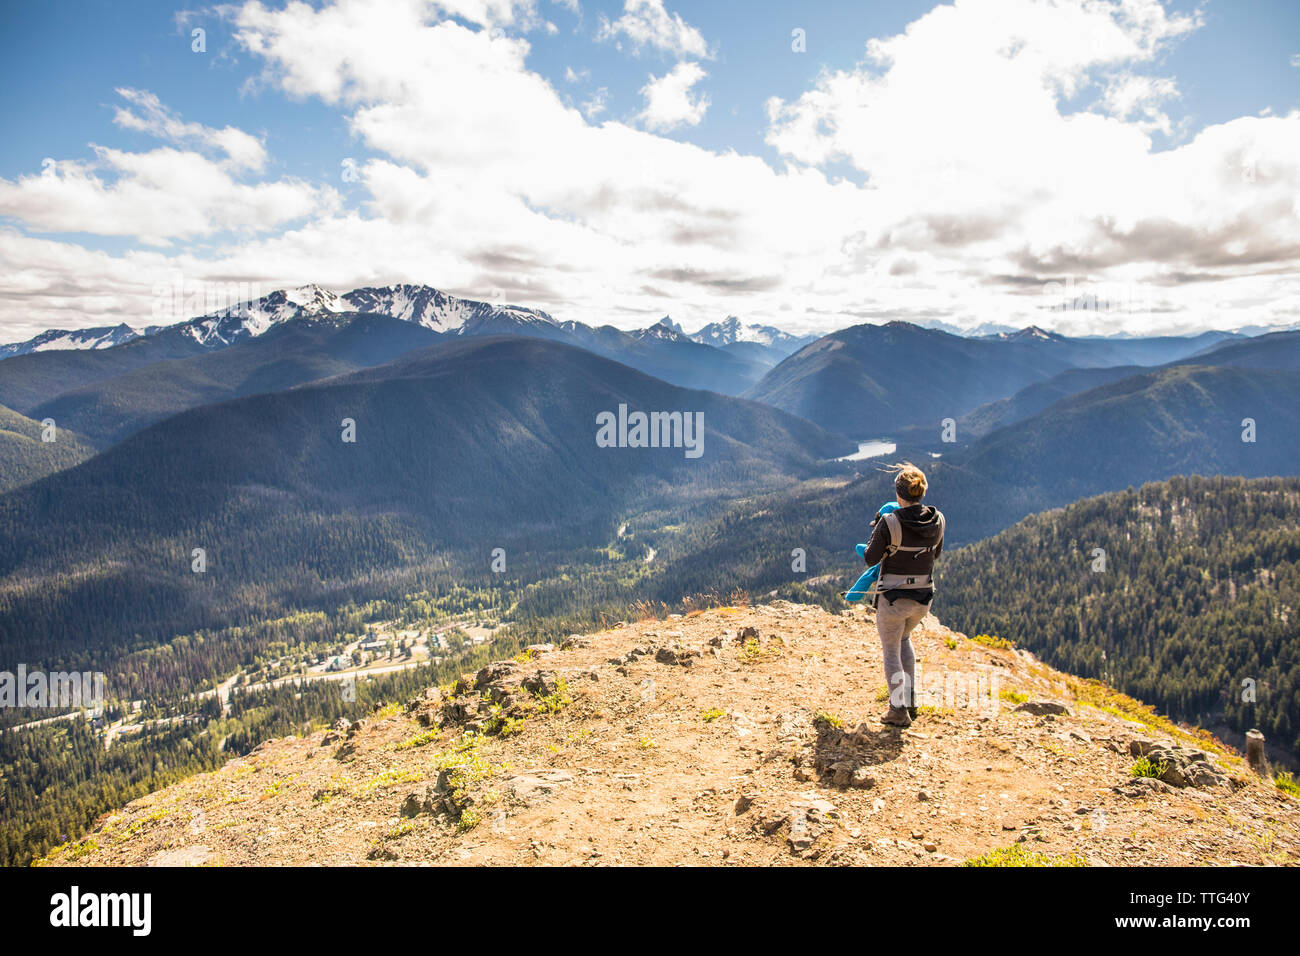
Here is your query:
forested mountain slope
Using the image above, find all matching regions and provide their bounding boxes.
[0,404,95,492]
[939,476,1300,757]
[0,336,846,678]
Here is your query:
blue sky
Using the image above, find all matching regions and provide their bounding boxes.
[1,0,1298,342]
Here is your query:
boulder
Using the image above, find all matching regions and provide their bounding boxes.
[1127,740,1230,789]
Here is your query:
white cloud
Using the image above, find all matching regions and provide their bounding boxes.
[596,0,708,59]
[0,90,336,246]
[3,0,1300,343]
[1099,73,1180,135]
[580,86,610,119]
[564,65,589,83]
[638,62,709,131]
[112,88,267,173]
[760,0,1300,332]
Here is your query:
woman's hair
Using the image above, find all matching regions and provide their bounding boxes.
[885,461,927,502]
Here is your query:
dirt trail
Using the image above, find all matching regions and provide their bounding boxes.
[42,601,1300,867]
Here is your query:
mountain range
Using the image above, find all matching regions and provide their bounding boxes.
[0,336,847,664]
[0,285,807,423]
[3,276,1299,872]
[744,321,1259,437]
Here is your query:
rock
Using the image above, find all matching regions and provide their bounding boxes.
[346,719,366,738]
[1014,701,1072,717]
[736,626,760,643]
[655,643,701,666]
[525,643,556,655]
[917,789,931,802]
[923,841,938,853]
[1116,776,1176,797]
[561,636,591,650]
[148,845,212,867]
[440,696,474,726]
[320,731,341,746]
[332,718,351,732]
[1129,738,1174,758]
[735,792,757,814]
[1129,741,1230,789]
[521,670,559,697]
[475,661,519,691]
[850,768,876,789]
[401,788,438,817]
[506,770,575,804]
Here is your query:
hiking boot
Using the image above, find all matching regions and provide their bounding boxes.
[881,706,912,727]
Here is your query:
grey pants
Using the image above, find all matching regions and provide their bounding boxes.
[875,597,929,707]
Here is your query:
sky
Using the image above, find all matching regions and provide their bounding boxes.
[0,0,1298,344]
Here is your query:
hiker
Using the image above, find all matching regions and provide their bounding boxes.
[859,462,945,728]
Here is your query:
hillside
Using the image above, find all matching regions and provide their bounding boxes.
[39,601,1300,867]
[0,404,95,493]
[744,321,1068,434]
[1186,329,1300,368]
[956,366,1300,513]
[931,365,1144,443]
[743,321,1238,436]
[0,336,848,678]
[631,360,1300,614]
[0,326,211,414]
[26,314,443,446]
[938,476,1300,759]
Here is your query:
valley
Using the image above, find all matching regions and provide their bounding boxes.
[2,282,1299,868]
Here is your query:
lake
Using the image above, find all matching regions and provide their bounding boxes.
[834,438,897,462]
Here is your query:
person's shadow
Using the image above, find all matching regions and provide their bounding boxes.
[810,720,906,787]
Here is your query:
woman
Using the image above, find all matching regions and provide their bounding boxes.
[859,462,945,728]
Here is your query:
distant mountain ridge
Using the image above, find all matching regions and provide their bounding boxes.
[0,323,147,358]
[745,319,1268,435]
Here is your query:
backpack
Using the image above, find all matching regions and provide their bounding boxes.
[873,509,945,593]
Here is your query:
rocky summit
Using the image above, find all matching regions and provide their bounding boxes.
[40,602,1300,867]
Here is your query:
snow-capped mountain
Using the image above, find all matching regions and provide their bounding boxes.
[914,318,1021,337]
[342,284,558,335]
[981,325,1066,342]
[689,315,812,350]
[176,283,561,348]
[182,285,351,347]
[0,323,144,359]
[634,317,690,343]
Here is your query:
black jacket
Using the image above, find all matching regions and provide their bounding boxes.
[862,503,945,604]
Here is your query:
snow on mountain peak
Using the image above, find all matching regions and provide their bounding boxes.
[690,315,797,348]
